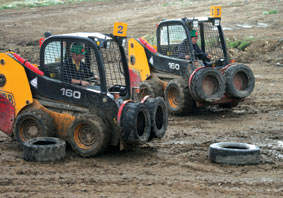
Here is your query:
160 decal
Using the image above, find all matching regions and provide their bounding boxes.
[168,62,180,70]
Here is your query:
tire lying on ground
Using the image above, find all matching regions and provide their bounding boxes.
[138,79,164,101]
[209,142,260,165]
[224,64,255,98]
[23,137,66,162]
[68,113,109,157]
[143,97,168,139]
[190,68,225,102]
[120,103,151,146]
[164,78,195,115]
[14,109,55,146]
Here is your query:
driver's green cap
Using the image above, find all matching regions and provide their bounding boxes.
[190,30,198,37]
[71,43,86,55]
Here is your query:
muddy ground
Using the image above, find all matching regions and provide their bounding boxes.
[0,0,283,197]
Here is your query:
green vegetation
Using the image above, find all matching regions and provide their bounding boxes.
[263,9,278,15]
[144,32,157,46]
[227,37,255,51]
[0,0,106,10]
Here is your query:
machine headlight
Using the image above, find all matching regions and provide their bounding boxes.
[193,20,198,28]
[122,38,126,47]
[106,41,111,49]
[214,19,220,26]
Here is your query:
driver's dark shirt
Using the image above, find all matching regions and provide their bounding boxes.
[177,39,208,61]
[61,56,94,83]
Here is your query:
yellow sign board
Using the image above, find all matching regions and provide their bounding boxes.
[113,22,128,37]
[210,6,222,18]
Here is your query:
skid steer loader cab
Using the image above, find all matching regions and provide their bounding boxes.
[156,17,229,67]
[39,33,130,101]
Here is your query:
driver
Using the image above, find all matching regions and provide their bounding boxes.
[177,30,212,63]
[62,43,98,86]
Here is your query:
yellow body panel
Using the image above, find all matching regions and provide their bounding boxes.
[210,6,222,18]
[128,38,151,82]
[0,53,33,116]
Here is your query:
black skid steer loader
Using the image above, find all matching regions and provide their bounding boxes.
[0,22,168,157]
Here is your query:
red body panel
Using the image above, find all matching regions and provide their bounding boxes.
[129,68,142,88]
[0,95,15,136]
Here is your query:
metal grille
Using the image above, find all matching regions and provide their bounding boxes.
[43,41,100,86]
[43,41,63,79]
[198,22,225,61]
[100,41,126,89]
[159,25,187,58]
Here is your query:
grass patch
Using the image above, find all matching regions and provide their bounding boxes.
[0,0,106,10]
[227,37,255,51]
[263,9,278,15]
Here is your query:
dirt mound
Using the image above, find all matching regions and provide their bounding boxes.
[230,39,283,65]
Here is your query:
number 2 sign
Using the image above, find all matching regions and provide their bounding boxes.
[113,22,128,37]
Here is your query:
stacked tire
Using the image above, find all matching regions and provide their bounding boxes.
[120,97,168,147]
[223,64,255,98]
[120,103,151,146]
[189,67,226,102]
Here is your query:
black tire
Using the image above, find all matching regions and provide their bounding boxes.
[120,103,151,146]
[224,64,255,98]
[190,68,225,102]
[144,97,168,139]
[14,109,55,146]
[138,80,164,101]
[23,137,66,162]
[209,142,260,165]
[68,113,109,157]
[164,79,195,115]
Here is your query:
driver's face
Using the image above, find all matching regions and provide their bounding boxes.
[192,36,198,44]
[72,53,84,62]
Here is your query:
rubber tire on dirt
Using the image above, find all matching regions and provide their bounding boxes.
[138,80,164,101]
[120,103,151,146]
[23,137,66,162]
[190,68,225,102]
[144,97,168,139]
[165,78,195,115]
[68,113,109,157]
[14,109,55,146]
[224,64,255,98]
[209,142,260,165]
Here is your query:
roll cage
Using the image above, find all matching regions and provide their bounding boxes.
[39,33,130,98]
[156,17,229,67]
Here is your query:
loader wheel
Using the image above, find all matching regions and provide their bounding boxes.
[144,97,168,139]
[120,103,151,146]
[138,80,164,101]
[14,109,55,146]
[224,64,255,98]
[68,114,109,157]
[23,137,66,162]
[190,68,225,102]
[165,79,195,115]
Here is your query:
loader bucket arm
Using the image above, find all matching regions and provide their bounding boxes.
[0,95,15,136]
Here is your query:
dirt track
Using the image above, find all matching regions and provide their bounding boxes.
[1,0,283,197]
